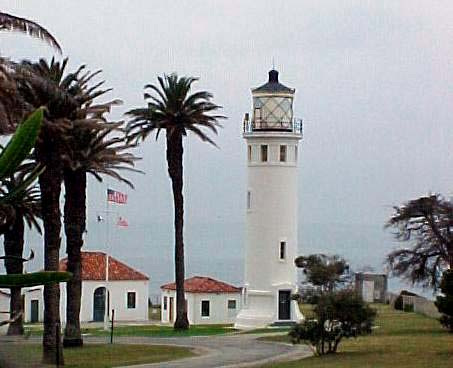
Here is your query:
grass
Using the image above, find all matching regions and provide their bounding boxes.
[0,344,194,368]
[241,327,291,334]
[89,323,235,337]
[259,304,453,368]
[25,323,235,338]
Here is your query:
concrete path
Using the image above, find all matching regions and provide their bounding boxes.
[0,332,312,368]
[89,333,312,368]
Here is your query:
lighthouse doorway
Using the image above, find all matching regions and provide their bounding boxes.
[278,290,291,320]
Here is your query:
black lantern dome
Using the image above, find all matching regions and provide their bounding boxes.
[252,69,294,94]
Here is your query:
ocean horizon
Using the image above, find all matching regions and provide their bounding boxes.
[7,220,434,302]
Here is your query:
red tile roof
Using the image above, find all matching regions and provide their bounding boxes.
[161,276,240,293]
[59,251,149,281]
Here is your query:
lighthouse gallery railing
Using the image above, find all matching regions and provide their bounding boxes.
[243,118,303,135]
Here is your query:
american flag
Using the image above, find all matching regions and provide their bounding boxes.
[116,217,129,228]
[107,188,127,204]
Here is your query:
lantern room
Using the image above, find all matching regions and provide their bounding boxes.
[244,69,299,132]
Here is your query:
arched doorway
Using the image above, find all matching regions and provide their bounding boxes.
[93,287,106,322]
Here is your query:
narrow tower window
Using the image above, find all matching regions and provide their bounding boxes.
[295,146,298,162]
[247,190,251,210]
[280,145,287,162]
[261,145,268,162]
[279,241,286,260]
[248,145,252,162]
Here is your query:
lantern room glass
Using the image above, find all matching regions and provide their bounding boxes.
[253,96,293,130]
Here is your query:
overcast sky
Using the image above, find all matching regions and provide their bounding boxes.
[0,1,452,257]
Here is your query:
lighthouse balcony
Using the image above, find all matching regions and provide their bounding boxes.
[243,118,303,136]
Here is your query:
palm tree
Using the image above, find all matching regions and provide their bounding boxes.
[12,58,87,364]
[1,162,41,335]
[127,74,224,329]
[0,58,25,134]
[63,84,139,346]
[0,11,61,52]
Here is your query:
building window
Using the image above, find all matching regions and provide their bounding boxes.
[295,146,298,162]
[279,241,286,260]
[228,300,237,309]
[127,292,136,309]
[247,190,251,210]
[201,300,210,317]
[260,145,268,162]
[280,145,287,162]
[163,296,167,310]
[248,145,252,162]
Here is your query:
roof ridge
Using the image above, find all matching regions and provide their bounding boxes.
[58,251,149,281]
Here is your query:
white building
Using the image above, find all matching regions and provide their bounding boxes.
[161,276,241,325]
[24,251,149,323]
[0,290,10,334]
[235,69,304,329]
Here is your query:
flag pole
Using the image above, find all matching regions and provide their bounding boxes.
[104,187,110,331]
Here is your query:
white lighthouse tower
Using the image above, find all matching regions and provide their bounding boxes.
[235,69,303,329]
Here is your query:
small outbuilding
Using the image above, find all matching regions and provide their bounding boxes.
[24,251,149,323]
[161,276,241,325]
[355,273,387,303]
[0,290,10,322]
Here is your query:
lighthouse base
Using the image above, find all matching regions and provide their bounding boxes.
[234,290,304,330]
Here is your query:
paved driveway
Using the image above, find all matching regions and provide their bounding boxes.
[0,332,311,368]
[98,333,312,368]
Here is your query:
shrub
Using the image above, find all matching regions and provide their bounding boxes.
[394,295,403,310]
[435,270,453,332]
[289,289,376,355]
[394,290,418,311]
[403,303,414,313]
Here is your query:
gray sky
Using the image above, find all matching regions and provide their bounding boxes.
[0,1,452,284]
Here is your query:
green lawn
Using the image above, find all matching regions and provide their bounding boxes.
[0,344,194,368]
[240,327,291,334]
[260,304,453,368]
[89,323,235,337]
[25,323,235,338]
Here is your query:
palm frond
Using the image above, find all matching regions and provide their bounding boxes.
[0,12,61,52]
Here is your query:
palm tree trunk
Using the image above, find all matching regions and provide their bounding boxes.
[63,168,85,347]
[39,160,64,365]
[4,214,25,336]
[167,133,189,330]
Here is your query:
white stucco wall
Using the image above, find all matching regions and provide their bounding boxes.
[0,291,10,323]
[79,280,149,322]
[235,128,303,329]
[0,291,10,335]
[161,289,241,325]
[24,287,44,323]
[24,280,149,323]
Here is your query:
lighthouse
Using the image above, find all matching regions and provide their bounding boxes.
[235,69,303,329]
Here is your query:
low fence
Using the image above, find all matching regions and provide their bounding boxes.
[402,295,441,319]
[386,292,441,319]
[385,292,399,306]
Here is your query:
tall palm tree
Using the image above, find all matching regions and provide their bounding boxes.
[127,74,224,329]
[0,11,61,52]
[1,162,41,335]
[0,58,25,134]
[12,58,86,364]
[62,81,139,346]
